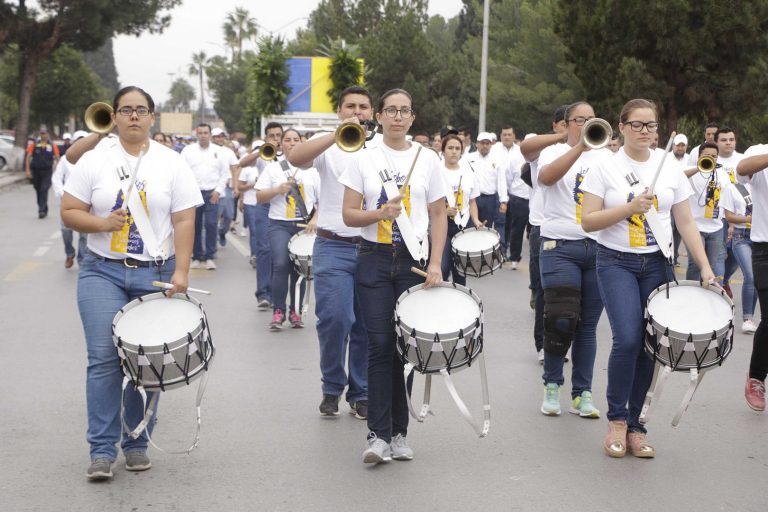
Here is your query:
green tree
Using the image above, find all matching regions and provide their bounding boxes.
[167,77,196,112]
[246,36,289,138]
[222,7,258,63]
[188,51,209,125]
[1,0,181,146]
[322,39,365,109]
[206,53,253,132]
[82,39,120,96]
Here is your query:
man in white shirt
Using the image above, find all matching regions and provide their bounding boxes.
[463,131,507,235]
[716,127,745,298]
[688,122,719,166]
[52,130,88,268]
[181,123,230,269]
[492,126,528,268]
[671,133,689,265]
[211,127,240,248]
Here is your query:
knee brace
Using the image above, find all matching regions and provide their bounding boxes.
[543,286,581,357]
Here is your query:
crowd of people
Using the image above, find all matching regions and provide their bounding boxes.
[29,82,767,480]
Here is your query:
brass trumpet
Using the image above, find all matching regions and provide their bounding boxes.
[697,154,716,172]
[581,118,613,150]
[84,102,115,134]
[259,142,277,161]
[335,120,377,152]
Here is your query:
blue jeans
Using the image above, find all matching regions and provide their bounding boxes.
[253,203,272,302]
[441,219,467,286]
[733,228,757,319]
[77,253,176,460]
[529,225,544,352]
[505,195,529,262]
[355,242,422,443]
[218,186,235,243]
[314,237,368,402]
[540,238,603,397]
[268,219,304,313]
[596,245,671,433]
[476,194,499,229]
[194,189,220,261]
[243,204,258,257]
[723,219,739,285]
[62,221,87,261]
[686,228,725,283]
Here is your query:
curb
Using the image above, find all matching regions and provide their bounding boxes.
[0,172,28,191]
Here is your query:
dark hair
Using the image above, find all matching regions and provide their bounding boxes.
[553,104,569,123]
[113,86,155,112]
[264,121,283,134]
[564,101,591,123]
[414,131,430,139]
[619,99,657,124]
[152,132,167,142]
[441,133,464,153]
[338,86,373,109]
[701,141,719,154]
[377,88,413,113]
[457,125,471,137]
[196,123,211,132]
[281,128,301,142]
[715,126,735,141]
[500,126,515,133]
[705,122,719,130]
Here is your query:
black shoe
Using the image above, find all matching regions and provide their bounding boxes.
[38,211,46,219]
[350,400,368,420]
[319,394,340,416]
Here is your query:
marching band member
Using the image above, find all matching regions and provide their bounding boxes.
[536,101,610,418]
[462,132,507,236]
[581,98,714,458]
[341,88,447,464]
[255,128,320,330]
[61,86,203,480]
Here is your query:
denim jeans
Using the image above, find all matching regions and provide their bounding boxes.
[596,245,671,433]
[194,189,220,261]
[268,219,304,313]
[540,238,603,397]
[750,243,768,381]
[529,225,544,352]
[723,219,739,285]
[252,203,272,302]
[62,221,87,261]
[505,195,529,262]
[686,228,725,283]
[732,228,757,319]
[476,194,499,230]
[77,253,176,460]
[218,186,235,242]
[314,237,368,403]
[441,220,467,286]
[355,241,422,443]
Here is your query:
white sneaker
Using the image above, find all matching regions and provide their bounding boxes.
[205,259,217,270]
[363,433,391,464]
[742,319,758,334]
[510,260,518,270]
[390,433,414,461]
[190,260,201,269]
[537,349,545,365]
[564,349,571,363]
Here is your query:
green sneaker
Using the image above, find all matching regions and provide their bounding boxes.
[569,390,600,418]
[540,383,561,416]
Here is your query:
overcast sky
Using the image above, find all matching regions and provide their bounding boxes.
[114,0,465,105]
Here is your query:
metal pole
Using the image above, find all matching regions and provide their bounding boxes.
[478,0,490,134]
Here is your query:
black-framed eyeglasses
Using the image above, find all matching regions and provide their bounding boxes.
[381,107,414,119]
[567,116,594,126]
[116,106,151,117]
[624,121,659,132]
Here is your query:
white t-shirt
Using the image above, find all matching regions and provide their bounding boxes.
[255,160,320,221]
[217,144,239,187]
[742,144,768,241]
[580,147,692,254]
[65,140,203,260]
[312,133,383,237]
[687,168,731,233]
[721,182,752,229]
[491,143,528,199]
[687,144,701,166]
[528,159,545,226]
[443,161,480,219]
[238,165,259,206]
[181,142,230,194]
[340,142,447,244]
[52,156,72,198]
[538,144,612,240]
[718,152,745,186]
[461,151,505,197]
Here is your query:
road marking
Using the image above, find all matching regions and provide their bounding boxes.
[49,230,61,240]
[225,232,249,258]
[33,245,50,257]
[3,261,45,281]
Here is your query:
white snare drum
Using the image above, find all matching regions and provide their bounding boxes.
[395,282,483,374]
[644,280,734,371]
[112,293,215,391]
[451,227,503,278]
[288,231,316,279]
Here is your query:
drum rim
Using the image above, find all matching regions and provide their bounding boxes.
[645,280,734,340]
[451,227,502,257]
[288,230,316,254]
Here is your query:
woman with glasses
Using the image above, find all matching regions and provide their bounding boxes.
[341,88,448,464]
[581,98,714,458]
[535,101,610,420]
[440,133,481,285]
[61,86,203,480]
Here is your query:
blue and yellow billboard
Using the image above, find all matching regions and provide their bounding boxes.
[285,57,363,113]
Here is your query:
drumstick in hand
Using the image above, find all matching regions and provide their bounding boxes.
[152,281,212,295]
[410,266,428,278]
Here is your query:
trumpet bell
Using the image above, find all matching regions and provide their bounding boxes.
[84,102,114,134]
[259,142,277,161]
[697,155,716,173]
[335,122,366,152]
[581,118,613,150]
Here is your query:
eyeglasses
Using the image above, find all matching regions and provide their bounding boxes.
[381,107,414,119]
[116,106,151,117]
[567,116,594,126]
[624,120,659,132]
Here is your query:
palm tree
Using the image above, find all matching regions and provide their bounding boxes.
[168,78,196,113]
[188,51,208,124]
[223,7,258,63]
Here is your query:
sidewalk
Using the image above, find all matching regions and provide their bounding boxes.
[0,170,28,191]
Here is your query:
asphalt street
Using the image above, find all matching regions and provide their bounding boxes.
[1,179,766,511]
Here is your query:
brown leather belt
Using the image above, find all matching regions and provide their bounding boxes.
[316,228,361,244]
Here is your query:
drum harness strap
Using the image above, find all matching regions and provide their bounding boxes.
[294,267,312,315]
[280,160,311,223]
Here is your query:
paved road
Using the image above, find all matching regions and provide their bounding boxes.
[1,181,766,511]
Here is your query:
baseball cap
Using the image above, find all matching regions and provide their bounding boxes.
[62,132,72,140]
[673,133,688,146]
[440,126,458,139]
[39,127,48,133]
[211,127,225,137]
[72,130,88,141]
[251,139,265,150]
[477,131,493,142]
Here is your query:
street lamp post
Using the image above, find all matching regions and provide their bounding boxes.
[478,0,490,134]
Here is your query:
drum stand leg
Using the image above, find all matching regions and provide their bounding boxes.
[639,364,672,425]
[672,368,703,427]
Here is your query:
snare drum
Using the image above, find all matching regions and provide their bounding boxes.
[112,293,215,391]
[395,282,483,374]
[288,231,316,279]
[644,280,734,372]
[451,227,503,278]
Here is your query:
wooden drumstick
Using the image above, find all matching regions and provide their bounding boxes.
[152,281,212,295]
[410,266,428,278]
[296,223,309,228]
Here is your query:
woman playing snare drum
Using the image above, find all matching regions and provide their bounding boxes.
[341,88,448,464]
[61,86,203,480]
[581,98,714,458]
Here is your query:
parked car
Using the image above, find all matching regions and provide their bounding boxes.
[0,138,25,171]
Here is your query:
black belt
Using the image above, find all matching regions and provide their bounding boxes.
[316,228,361,244]
[88,250,173,268]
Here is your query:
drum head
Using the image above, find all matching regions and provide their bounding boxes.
[289,232,316,257]
[114,294,203,348]
[397,286,481,334]
[647,282,732,336]
[452,228,499,253]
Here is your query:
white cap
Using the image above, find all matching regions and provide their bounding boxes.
[62,132,72,139]
[524,133,537,140]
[72,130,88,141]
[211,127,225,137]
[673,133,688,146]
[477,131,493,142]
[490,132,497,141]
[251,139,264,150]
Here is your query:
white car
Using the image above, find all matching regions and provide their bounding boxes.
[0,138,25,172]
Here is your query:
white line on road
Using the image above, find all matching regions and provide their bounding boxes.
[49,230,61,239]
[33,246,50,257]
[226,232,250,258]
